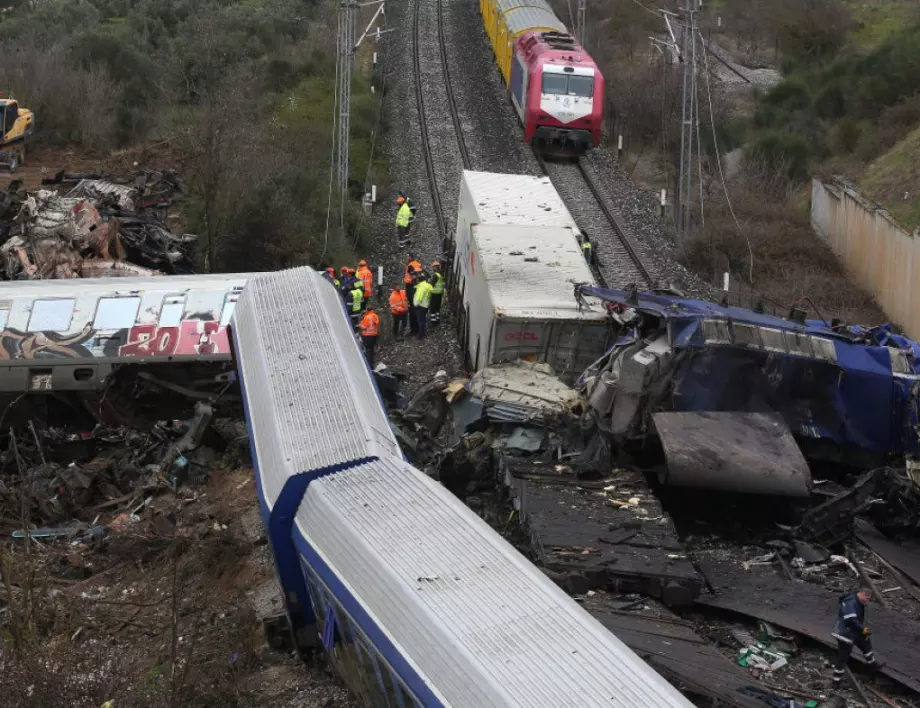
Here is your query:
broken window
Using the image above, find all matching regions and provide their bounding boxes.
[701,319,731,344]
[784,331,814,358]
[28,299,75,332]
[759,327,786,353]
[93,297,141,330]
[159,296,187,327]
[732,323,761,349]
[810,337,837,362]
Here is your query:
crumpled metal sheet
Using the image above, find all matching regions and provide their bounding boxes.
[467,361,582,423]
[66,179,136,211]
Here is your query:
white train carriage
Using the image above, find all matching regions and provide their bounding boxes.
[231,266,692,707]
[0,273,250,392]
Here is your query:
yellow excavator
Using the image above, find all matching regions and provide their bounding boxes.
[0,94,34,173]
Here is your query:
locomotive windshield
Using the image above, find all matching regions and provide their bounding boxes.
[541,73,594,98]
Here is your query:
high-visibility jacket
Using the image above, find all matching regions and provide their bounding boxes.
[431,271,445,295]
[404,260,422,284]
[582,241,592,258]
[357,266,373,298]
[359,311,380,337]
[413,281,433,309]
[389,289,409,315]
[395,202,414,227]
[349,285,364,313]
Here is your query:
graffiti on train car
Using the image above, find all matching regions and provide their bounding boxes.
[119,320,228,357]
[0,324,95,360]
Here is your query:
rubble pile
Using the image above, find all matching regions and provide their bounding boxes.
[0,169,196,279]
[0,405,245,545]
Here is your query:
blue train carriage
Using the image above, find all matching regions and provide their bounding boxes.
[231,266,693,707]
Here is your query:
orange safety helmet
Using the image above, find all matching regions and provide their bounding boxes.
[396,196,406,204]
[325,267,335,275]
[358,259,367,266]
[432,261,441,268]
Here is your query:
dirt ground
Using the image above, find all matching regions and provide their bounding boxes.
[0,457,353,708]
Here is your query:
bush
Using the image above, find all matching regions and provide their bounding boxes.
[745,130,811,183]
[829,117,870,155]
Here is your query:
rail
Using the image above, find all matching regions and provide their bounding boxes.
[535,152,655,288]
[437,0,471,169]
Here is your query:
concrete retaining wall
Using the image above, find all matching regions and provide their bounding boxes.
[811,178,920,338]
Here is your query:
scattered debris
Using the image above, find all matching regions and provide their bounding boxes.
[0,169,195,279]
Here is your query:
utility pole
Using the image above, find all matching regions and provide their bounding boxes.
[335,0,356,227]
[575,0,586,46]
[675,0,697,242]
[333,0,388,227]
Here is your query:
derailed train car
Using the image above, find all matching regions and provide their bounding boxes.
[230,267,692,707]
[577,286,920,494]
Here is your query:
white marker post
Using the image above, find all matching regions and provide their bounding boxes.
[660,189,667,218]
[723,272,730,292]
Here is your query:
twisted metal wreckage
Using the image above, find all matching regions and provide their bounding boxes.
[574,285,920,496]
[0,170,196,280]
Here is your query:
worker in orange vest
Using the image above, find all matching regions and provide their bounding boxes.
[389,286,409,338]
[358,306,380,367]
[356,259,373,303]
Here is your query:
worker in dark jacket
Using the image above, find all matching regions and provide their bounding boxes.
[831,590,877,686]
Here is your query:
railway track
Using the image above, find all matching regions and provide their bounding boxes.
[536,154,655,288]
[411,0,470,246]
[436,0,471,170]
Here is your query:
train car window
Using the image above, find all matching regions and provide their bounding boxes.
[159,296,186,327]
[219,292,240,327]
[93,297,141,330]
[542,73,567,95]
[28,299,75,332]
[0,308,8,331]
[568,75,594,97]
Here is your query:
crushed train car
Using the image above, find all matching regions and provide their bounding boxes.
[576,286,920,492]
[0,170,196,279]
[0,273,250,426]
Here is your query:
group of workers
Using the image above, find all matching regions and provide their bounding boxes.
[320,251,446,369]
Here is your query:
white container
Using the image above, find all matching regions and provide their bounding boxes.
[454,169,581,278]
[456,223,607,383]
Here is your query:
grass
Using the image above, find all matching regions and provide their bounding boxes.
[846,0,918,51]
[859,124,920,231]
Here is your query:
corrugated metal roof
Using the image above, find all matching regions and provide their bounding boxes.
[494,0,553,16]
[462,169,580,234]
[503,6,566,37]
[297,455,693,707]
[472,223,604,320]
[231,267,399,510]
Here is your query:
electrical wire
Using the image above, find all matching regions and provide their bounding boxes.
[626,0,661,19]
[699,29,753,286]
[322,20,342,263]
[694,32,704,232]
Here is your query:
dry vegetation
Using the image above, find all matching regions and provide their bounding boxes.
[0,0,387,272]
[579,0,920,325]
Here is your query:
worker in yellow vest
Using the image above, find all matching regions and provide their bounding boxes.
[413,274,434,338]
[348,280,364,328]
[395,194,416,249]
[429,261,445,326]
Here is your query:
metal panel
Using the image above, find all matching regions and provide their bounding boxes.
[297,455,692,707]
[731,322,761,349]
[460,170,580,232]
[470,223,601,320]
[503,6,565,37]
[231,267,399,511]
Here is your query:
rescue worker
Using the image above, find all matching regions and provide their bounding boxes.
[413,273,434,338]
[831,589,878,686]
[582,234,593,265]
[356,259,374,303]
[322,267,339,287]
[358,306,380,367]
[404,255,422,332]
[348,279,364,328]
[429,261,445,326]
[395,195,415,248]
[389,286,409,338]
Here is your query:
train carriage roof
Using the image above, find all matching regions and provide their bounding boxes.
[503,6,566,38]
[494,0,553,16]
